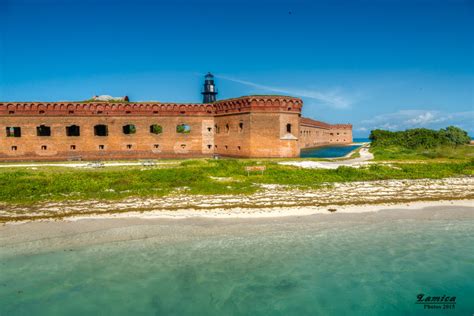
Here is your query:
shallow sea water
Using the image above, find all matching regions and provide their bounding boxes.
[300,145,361,158]
[1,210,473,315]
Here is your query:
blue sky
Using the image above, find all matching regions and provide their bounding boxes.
[1,0,473,137]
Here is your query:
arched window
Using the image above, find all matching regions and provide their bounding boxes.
[123,124,136,134]
[176,124,191,134]
[94,125,108,136]
[66,125,80,137]
[37,125,51,136]
[286,123,292,133]
[225,124,230,133]
[150,124,163,134]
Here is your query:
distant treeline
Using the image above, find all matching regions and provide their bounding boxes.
[369,126,471,148]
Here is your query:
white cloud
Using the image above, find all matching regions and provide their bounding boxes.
[217,75,353,109]
[405,111,448,125]
[357,110,474,133]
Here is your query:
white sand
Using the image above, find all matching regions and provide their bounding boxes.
[21,199,473,223]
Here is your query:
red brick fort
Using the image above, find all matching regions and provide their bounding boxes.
[0,73,352,161]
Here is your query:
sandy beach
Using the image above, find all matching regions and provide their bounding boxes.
[37,199,474,221]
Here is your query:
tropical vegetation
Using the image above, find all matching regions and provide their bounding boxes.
[0,159,472,205]
[369,126,473,160]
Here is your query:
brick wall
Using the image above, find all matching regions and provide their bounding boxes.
[0,96,306,160]
[0,115,213,161]
[299,118,353,149]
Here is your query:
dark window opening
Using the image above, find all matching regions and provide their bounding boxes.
[287,107,291,111]
[70,145,76,150]
[6,127,21,137]
[99,145,105,150]
[237,146,241,150]
[37,125,51,136]
[125,111,131,114]
[41,145,47,150]
[94,125,108,136]
[150,124,162,134]
[225,145,228,149]
[39,110,45,114]
[176,124,191,134]
[239,122,243,132]
[9,111,14,114]
[225,124,230,133]
[123,124,136,135]
[66,125,80,136]
[215,145,217,149]
[153,111,158,114]
[181,144,186,149]
[11,146,17,151]
[207,144,212,149]
[286,123,292,133]
[69,110,74,114]
[126,144,132,149]
[97,111,103,114]
[207,127,212,132]
[180,111,185,115]
[154,144,159,149]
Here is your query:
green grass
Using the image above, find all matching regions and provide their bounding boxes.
[371,145,474,161]
[0,159,472,205]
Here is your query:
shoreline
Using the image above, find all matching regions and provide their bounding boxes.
[1,201,472,257]
[66,199,474,220]
[2,199,472,225]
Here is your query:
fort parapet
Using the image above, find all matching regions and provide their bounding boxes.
[0,95,352,161]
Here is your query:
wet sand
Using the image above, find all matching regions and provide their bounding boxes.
[1,203,473,257]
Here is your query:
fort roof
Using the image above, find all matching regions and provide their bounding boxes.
[300,117,331,129]
[300,117,352,130]
[0,95,303,117]
[0,95,302,105]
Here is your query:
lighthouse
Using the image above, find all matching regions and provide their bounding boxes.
[201,72,218,103]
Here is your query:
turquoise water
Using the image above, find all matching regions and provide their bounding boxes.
[353,137,370,143]
[1,213,473,315]
[300,144,361,158]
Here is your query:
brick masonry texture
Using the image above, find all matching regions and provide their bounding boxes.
[0,96,352,161]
